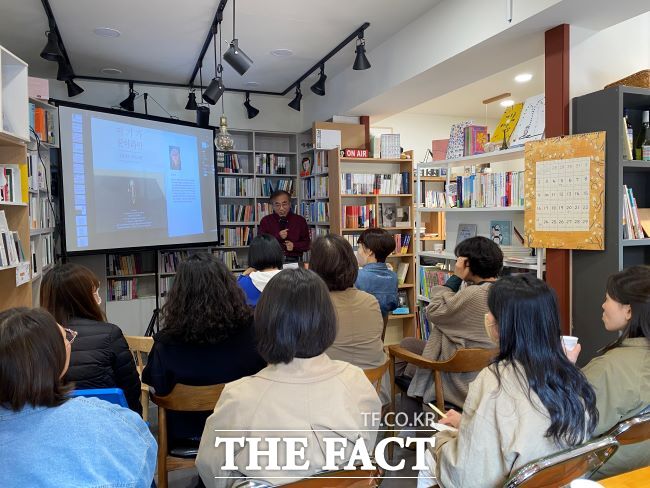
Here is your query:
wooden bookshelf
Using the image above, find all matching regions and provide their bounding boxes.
[330,148,417,340]
[0,46,31,311]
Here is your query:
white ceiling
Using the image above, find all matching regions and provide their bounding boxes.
[0,0,440,92]
[404,55,546,119]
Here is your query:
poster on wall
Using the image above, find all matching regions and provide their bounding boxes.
[523,132,606,250]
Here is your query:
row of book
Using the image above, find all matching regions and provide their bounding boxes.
[369,133,401,159]
[623,185,649,239]
[33,233,54,275]
[0,165,21,203]
[219,204,254,223]
[301,176,328,200]
[419,265,452,299]
[302,151,328,176]
[0,230,26,268]
[417,309,431,341]
[345,233,410,256]
[217,152,246,174]
[463,125,489,156]
[159,250,192,274]
[221,227,253,247]
[258,178,294,197]
[423,191,447,209]
[30,197,53,229]
[107,278,140,301]
[214,250,245,271]
[160,276,174,298]
[341,205,376,229]
[30,104,56,145]
[28,154,47,191]
[309,226,329,241]
[256,154,292,175]
[448,171,525,208]
[219,177,256,197]
[340,172,410,195]
[300,202,329,224]
[107,254,145,276]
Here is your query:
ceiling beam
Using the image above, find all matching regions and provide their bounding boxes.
[41,0,75,73]
[188,0,229,87]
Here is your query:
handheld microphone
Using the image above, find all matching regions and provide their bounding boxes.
[279,217,288,230]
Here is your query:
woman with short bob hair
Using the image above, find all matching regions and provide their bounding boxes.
[237,234,284,306]
[309,234,386,372]
[0,307,156,488]
[196,269,382,487]
[40,263,142,414]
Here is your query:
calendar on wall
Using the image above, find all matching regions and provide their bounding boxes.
[524,132,605,250]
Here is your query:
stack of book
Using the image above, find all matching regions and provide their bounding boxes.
[341,205,376,229]
[256,154,290,174]
[219,204,254,223]
[500,246,537,264]
[341,172,410,195]
[217,152,244,173]
[623,185,647,239]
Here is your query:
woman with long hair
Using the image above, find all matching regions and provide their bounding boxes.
[0,307,156,487]
[574,265,650,478]
[40,263,142,414]
[142,252,265,446]
[418,274,598,488]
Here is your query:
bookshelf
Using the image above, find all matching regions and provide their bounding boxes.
[415,148,545,339]
[28,97,58,306]
[572,86,650,365]
[0,46,31,311]
[217,129,300,269]
[329,148,417,341]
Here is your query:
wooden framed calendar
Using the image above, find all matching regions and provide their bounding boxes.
[523,132,606,250]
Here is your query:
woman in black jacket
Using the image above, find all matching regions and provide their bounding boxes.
[143,253,266,447]
[40,263,142,415]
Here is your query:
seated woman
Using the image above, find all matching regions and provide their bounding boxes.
[355,228,399,317]
[0,307,156,488]
[309,234,386,371]
[40,263,142,414]
[196,268,382,487]
[237,234,284,306]
[569,265,650,479]
[405,236,502,408]
[143,252,266,447]
[418,275,598,488]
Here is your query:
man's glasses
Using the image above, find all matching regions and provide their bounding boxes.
[64,328,78,345]
[272,202,290,209]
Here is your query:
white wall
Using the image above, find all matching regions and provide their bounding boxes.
[48,78,304,133]
[373,112,498,163]
[570,12,650,100]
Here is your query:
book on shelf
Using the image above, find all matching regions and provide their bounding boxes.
[370,135,381,158]
[417,309,431,341]
[213,249,245,271]
[491,103,523,145]
[315,129,340,150]
[396,262,409,286]
[446,121,472,159]
[108,254,143,276]
[623,185,647,239]
[301,157,312,177]
[489,220,513,246]
[256,154,291,175]
[310,226,329,241]
[340,172,410,195]
[0,165,23,203]
[217,152,244,173]
[456,224,477,245]
[510,94,545,147]
[380,134,401,159]
[431,139,449,161]
[219,177,255,197]
[342,205,376,229]
[108,278,139,301]
[160,250,193,273]
[300,201,329,223]
[393,233,411,254]
[160,276,175,298]
[393,290,410,314]
[380,203,396,227]
[621,116,634,160]
[500,246,536,264]
[257,178,293,197]
[219,204,254,223]
[441,171,524,209]
[221,227,253,247]
[395,206,411,229]
[42,233,53,269]
[312,151,328,174]
[464,125,489,156]
[424,190,447,208]
[31,245,38,276]
[419,265,451,298]
[637,208,650,239]
[301,176,328,199]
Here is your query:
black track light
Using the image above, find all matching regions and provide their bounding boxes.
[203,77,224,105]
[288,86,302,111]
[65,79,84,97]
[310,65,327,96]
[185,91,198,111]
[56,61,74,81]
[243,92,259,119]
[120,83,136,111]
[223,0,253,76]
[196,106,211,128]
[40,30,63,61]
[353,33,371,70]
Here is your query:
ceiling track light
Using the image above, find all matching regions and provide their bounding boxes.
[203,26,225,105]
[56,60,74,81]
[65,79,84,97]
[223,0,253,75]
[243,91,259,119]
[185,89,198,110]
[288,86,302,111]
[310,64,327,96]
[353,32,371,71]
[40,30,63,61]
[119,82,137,111]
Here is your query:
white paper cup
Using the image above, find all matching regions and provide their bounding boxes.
[561,335,579,351]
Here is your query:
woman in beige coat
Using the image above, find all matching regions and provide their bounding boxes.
[418,275,599,488]
[196,268,382,487]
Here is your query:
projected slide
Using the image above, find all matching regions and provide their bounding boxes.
[60,106,217,252]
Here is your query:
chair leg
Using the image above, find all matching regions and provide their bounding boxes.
[141,390,149,422]
[388,357,396,461]
[157,407,168,488]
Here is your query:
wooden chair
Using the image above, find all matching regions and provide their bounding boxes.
[150,383,225,488]
[125,335,154,421]
[604,407,650,446]
[364,357,391,395]
[232,466,383,488]
[388,345,497,411]
[381,315,389,342]
[503,437,619,487]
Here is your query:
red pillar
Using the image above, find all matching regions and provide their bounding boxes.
[545,24,571,335]
[359,115,371,151]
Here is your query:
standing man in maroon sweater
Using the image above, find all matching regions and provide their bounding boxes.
[258,190,311,263]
